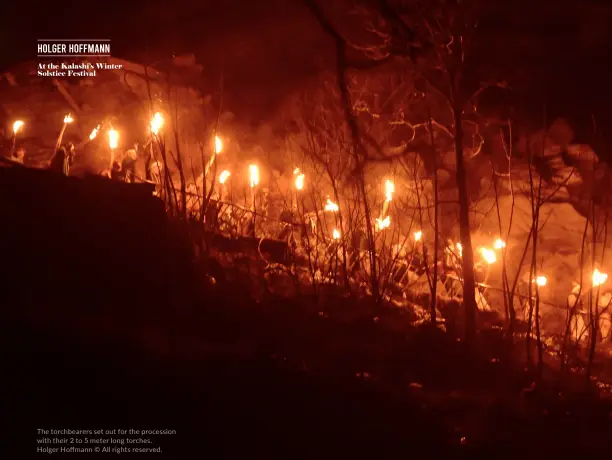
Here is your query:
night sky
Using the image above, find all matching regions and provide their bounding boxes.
[2,0,612,144]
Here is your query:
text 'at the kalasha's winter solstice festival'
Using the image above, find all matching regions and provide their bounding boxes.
[36,38,122,77]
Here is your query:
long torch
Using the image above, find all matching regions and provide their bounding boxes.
[293,168,304,211]
[12,120,24,153]
[55,114,74,151]
[108,129,118,169]
[205,136,223,176]
[148,113,164,180]
[382,179,394,217]
[249,164,259,237]
[219,170,230,201]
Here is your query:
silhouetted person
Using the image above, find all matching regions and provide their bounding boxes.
[110,160,124,181]
[122,149,138,183]
[10,147,25,164]
[48,144,74,175]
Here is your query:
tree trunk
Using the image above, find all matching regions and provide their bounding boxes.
[453,106,477,342]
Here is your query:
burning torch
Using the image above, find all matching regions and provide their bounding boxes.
[249,164,259,236]
[55,114,74,151]
[293,167,305,210]
[219,169,230,201]
[205,135,223,176]
[147,112,164,180]
[11,120,24,153]
[108,128,118,169]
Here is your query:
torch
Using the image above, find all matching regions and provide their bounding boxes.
[293,167,304,211]
[148,112,164,181]
[11,120,24,153]
[55,114,74,151]
[205,135,223,176]
[478,247,496,287]
[382,179,394,217]
[108,128,118,170]
[249,164,259,236]
[219,169,230,201]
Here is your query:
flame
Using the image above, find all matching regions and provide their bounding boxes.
[479,247,496,264]
[12,120,24,134]
[89,125,100,140]
[150,112,164,135]
[534,276,547,287]
[385,179,395,202]
[63,114,73,124]
[456,242,463,257]
[295,173,305,190]
[324,198,339,212]
[413,230,422,242]
[332,228,341,240]
[493,238,506,250]
[249,164,259,188]
[215,135,223,154]
[376,215,391,230]
[593,268,608,287]
[108,129,118,150]
[219,170,230,184]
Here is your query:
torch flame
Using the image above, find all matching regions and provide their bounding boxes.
[108,129,118,150]
[376,215,391,231]
[219,170,230,184]
[479,247,496,264]
[413,230,422,242]
[89,125,100,140]
[324,198,339,212]
[534,276,547,287]
[249,164,259,188]
[593,268,608,287]
[150,112,164,135]
[385,179,395,202]
[456,242,463,257]
[12,120,24,134]
[63,114,73,124]
[332,228,341,240]
[493,238,506,250]
[295,173,305,190]
[215,135,223,154]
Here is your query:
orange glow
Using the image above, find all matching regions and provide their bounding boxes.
[108,129,118,150]
[493,238,506,250]
[479,247,496,264]
[63,114,73,124]
[89,125,100,140]
[593,269,608,287]
[385,179,394,202]
[219,170,230,184]
[324,198,339,212]
[150,112,164,135]
[12,120,24,134]
[215,135,223,154]
[376,215,391,230]
[332,228,341,240]
[249,164,259,188]
[413,230,422,242]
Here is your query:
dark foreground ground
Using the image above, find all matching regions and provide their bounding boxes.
[1,168,611,458]
[3,291,612,459]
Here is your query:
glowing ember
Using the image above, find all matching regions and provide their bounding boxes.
[456,242,463,257]
[324,198,339,212]
[150,112,164,135]
[215,135,223,154]
[108,129,118,150]
[295,172,305,190]
[219,170,230,184]
[385,179,395,202]
[376,215,391,230]
[493,239,506,250]
[249,164,259,188]
[593,268,608,287]
[89,125,100,140]
[332,228,341,240]
[479,247,496,264]
[534,276,547,287]
[413,231,422,242]
[63,114,74,124]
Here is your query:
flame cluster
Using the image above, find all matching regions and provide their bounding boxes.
[324,198,339,212]
[150,112,164,135]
